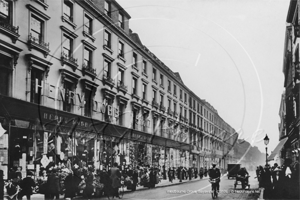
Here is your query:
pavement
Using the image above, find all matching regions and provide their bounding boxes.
[27,172,262,199]
[28,175,210,199]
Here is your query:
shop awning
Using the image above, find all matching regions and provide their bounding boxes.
[267,137,288,161]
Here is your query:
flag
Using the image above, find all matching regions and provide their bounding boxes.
[48,119,65,143]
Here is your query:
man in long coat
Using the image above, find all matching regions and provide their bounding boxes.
[110,162,121,198]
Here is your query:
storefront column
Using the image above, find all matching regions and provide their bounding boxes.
[94,139,99,169]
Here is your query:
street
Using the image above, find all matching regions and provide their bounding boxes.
[99,171,260,200]
[28,171,260,200]
[27,171,260,200]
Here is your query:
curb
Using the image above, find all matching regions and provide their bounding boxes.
[257,188,264,200]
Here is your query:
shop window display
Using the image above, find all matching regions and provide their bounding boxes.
[77,137,95,166]
[100,138,120,169]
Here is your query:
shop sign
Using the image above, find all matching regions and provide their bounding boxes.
[102,135,117,141]
[92,99,119,118]
[131,132,151,143]
[42,112,92,129]
[41,155,50,168]
[41,83,121,118]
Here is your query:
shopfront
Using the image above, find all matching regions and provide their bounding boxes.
[0,96,192,178]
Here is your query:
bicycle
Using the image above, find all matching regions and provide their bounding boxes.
[209,178,219,199]
[234,175,250,189]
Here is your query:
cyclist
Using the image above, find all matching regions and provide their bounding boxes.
[236,167,249,188]
[208,162,221,192]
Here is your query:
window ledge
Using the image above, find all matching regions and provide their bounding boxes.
[142,72,148,77]
[117,82,128,95]
[27,35,50,58]
[83,31,95,42]
[103,75,115,89]
[103,45,113,55]
[160,84,164,89]
[174,94,177,98]
[0,22,20,44]
[61,53,78,72]
[62,16,77,29]
[82,64,97,80]
[131,93,140,101]
[152,79,157,85]
[118,55,126,63]
[167,90,172,94]
[132,65,138,71]
[142,98,149,105]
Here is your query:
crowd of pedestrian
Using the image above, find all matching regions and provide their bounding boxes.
[1,161,213,200]
[166,166,210,183]
[256,158,299,199]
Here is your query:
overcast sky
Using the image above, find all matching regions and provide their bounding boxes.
[118,0,290,153]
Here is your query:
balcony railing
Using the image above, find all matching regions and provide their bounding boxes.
[0,21,20,43]
[61,52,78,71]
[103,74,115,87]
[28,33,50,57]
[160,104,166,112]
[82,63,97,80]
[142,97,149,105]
[117,81,127,93]
[184,117,188,123]
[0,22,19,34]
[174,111,178,118]
[179,115,184,121]
[152,100,159,109]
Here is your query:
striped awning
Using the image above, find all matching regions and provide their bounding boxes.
[267,137,288,161]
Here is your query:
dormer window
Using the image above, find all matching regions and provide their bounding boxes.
[104,1,110,17]
[118,13,124,28]
[133,52,138,68]
[142,60,147,74]
[63,0,73,21]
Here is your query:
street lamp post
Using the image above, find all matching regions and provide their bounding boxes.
[264,134,270,166]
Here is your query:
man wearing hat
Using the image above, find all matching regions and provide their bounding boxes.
[18,171,36,200]
[272,167,283,199]
[208,162,221,192]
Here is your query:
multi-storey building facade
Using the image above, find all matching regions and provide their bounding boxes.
[0,0,237,178]
[276,0,300,168]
